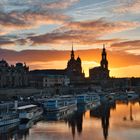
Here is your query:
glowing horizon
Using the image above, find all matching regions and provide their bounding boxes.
[0,0,140,77]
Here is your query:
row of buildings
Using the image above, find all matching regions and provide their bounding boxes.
[0,60,29,88]
[0,45,140,88]
[29,44,110,88]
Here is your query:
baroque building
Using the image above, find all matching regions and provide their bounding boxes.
[0,59,29,88]
[66,46,85,81]
[29,46,85,87]
[89,45,110,80]
[29,69,67,88]
[43,75,70,87]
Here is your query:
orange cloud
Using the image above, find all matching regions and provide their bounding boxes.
[25,19,139,46]
[0,11,71,34]
[0,0,76,35]
[111,40,140,55]
[0,48,139,67]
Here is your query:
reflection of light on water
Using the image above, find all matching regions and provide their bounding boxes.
[111,102,140,129]
[84,110,90,119]
[31,121,70,133]
[15,101,140,140]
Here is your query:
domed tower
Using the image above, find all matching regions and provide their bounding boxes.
[76,56,82,73]
[89,44,110,80]
[67,45,76,68]
[77,56,81,64]
[66,44,84,80]
[67,45,76,74]
[0,59,9,67]
[100,44,108,70]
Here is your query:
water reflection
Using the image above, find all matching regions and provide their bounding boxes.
[1,100,140,140]
[65,110,85,138]
[0,120,34,140]
[90,102,115,140]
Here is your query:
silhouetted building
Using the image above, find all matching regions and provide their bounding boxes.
[66,45,85,82]
[29,46,85,87]
[0,59,29,88]
[43,75,70,87]
[29,69,67,88]
[131,77,140,87]
[89,45,110,80]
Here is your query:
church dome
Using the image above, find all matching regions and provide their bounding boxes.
[0,59,8,67]
[77,56,81,63]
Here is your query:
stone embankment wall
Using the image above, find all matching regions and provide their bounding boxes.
[0,85,100,100]
[0,88,41,100]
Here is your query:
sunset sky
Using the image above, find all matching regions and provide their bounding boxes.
[0,0,140,77]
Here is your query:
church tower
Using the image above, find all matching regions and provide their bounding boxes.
[71,44,75,60]
[100,44,108,70]
[89,44,110,80]
[66,44,84,81]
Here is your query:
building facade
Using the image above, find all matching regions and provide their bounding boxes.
[0,59,29,88]
[43,75,70,87]
[89,45,110,80]
[29,69,67,88]
[66,46,85,81]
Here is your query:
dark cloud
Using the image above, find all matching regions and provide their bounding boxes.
[0,36,14,46]
[0,0,75,35]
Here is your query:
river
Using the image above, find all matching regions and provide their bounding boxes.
[1,100,140,140]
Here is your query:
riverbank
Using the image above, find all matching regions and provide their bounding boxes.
[0,85,139,101]
[0,86,90,100]
[0,88,41,100]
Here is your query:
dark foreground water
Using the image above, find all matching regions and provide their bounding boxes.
[1,101,140,140]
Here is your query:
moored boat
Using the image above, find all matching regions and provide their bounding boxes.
[43,99,68,112]
[77,93,100,111]
[127,91,139,100]
[0,112,19,127]
[16,104,43,122]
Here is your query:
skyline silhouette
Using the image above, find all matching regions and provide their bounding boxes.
[0,0,140,77]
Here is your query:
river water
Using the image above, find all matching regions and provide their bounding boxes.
[1,100,140,140]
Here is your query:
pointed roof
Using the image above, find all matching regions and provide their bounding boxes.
[72,42,74,51]
[71,42,75,59]
[102,44,106,54]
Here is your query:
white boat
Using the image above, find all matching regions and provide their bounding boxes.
[43,96,77,120]
[17,104,43,121]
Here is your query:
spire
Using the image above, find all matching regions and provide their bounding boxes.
[72,42,73,51]
[71,42,75,59]
[103,44,106,52]
[103,44,105,49]
[100,44,108,69]
[102,44,106,55]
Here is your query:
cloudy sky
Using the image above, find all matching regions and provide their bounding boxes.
[0,0,140,77]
